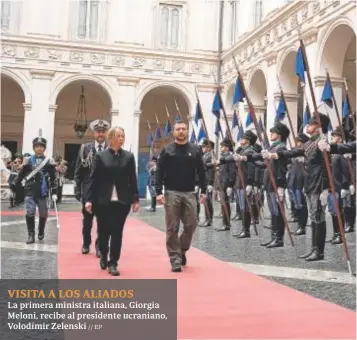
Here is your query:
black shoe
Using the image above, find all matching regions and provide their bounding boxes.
[199,220,211,227]
[108,264,120,276]
[215,225,230,231]
[82,247,90,254]
[171,263,182,272]
[260,239,274,246]
[236,230,250,238]
[305,248,324,261]
[231,214,238,221]
[266,238,284,248]
[95,245,101,258]
[294,227,306,235]
[345,224,354,233]
[331,234,342,245]
[26,232,35,244]
[181,252,187,266]
[100,258,108,270]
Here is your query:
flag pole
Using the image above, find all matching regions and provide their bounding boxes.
[299,35,353,275]
[343,77,356,133]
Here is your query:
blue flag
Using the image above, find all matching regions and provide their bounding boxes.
[214,119,222,136]
[212,89,222,119]
[146,132,154,147]
[237,122,244,141]
[233,76,245,105]
[197,126,206,142]
[321,79,333,108]
[276,97,286,121]
[295,47,306,85]
[163,120,172,137]
[175,115,181,122]
[190,129,196,143]
[245,111,253,128]
[232,111,238,129]
[155,127,161,140]
[342,96,349,118]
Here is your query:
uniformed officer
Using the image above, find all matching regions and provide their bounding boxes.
[74,119,110,256]
[233,130,257,238]
[267,114,331,261]
[12,137,57,244]
[199,139,215,227]
[215,138,236,231]
[288,133,309,235]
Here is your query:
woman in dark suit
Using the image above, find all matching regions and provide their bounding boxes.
[85,126,140,276]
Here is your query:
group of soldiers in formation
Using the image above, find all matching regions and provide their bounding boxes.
[147,112,356,262]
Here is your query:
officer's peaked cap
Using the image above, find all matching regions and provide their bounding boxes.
[32,137,47,148]
[90,119,110,131]
[242,130,257,145]
[270,122,290,138]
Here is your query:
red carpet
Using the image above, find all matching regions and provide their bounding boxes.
[58,212,356,339]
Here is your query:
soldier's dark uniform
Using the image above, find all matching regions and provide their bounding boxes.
[328,128,349,244]
[287,133,309,235]
[12,137,57,244]
[252,143,265,213]
[234,131,257,238]
[200,139,215,227]
[74,119,109,255]
[232,146,243,222]
[215,138,236,231]
[147,156,157,212]
[276,114,331,261]
[247,122,290,248]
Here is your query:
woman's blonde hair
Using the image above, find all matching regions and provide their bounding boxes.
[106,126,125,146]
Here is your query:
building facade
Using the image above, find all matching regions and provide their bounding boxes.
[1,0,356,197]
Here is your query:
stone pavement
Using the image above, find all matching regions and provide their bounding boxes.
[1,200,355,310]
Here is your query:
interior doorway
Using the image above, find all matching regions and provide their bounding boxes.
[64,143,81,180]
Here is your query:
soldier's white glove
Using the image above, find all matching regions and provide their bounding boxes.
[341,189,349,199]
[319,189,328,206]
[318,139,330,152]
[344,153,352,159]
[234,154,247,162]
[277,187,284,202]
[52,194,58,202]
[226,187,233,196]
[349,185,355,195]
[261,150,270,159]
[246,185,252,195]
[194,186,199,193]
[207,185,213,193]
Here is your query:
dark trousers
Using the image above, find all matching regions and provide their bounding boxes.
[57,185,63,203]
[82,202,97,248]
[220,191,231,226]
[95,202,131,266]
[204,191,213,222]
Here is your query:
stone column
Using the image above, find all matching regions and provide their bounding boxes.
[22,70,55,156]
[116,77,139,161]
[314,76,344,130]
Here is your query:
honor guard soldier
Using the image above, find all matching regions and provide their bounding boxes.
[12,136,57,244]
[146,156,157,212]
[239,122,290,247]
[74,119,110,256]
[200,139,215,227]
[287,133,309,235]
[268,114,331,261]
[233,130,257,238]
[216,138,236,231]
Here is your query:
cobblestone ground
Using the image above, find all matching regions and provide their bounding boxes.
[1,200,355,310]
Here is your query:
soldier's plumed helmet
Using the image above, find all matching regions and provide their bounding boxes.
[89,119,110,132]
[151,156,158,162]
[296,133,309,144]
[331,126,343,138]
[270,122,290,139]
[220,137,234,151]
[242,130,257,145]
[308,113,330,134]
[202,138,215,149]
[32,137,47,148]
